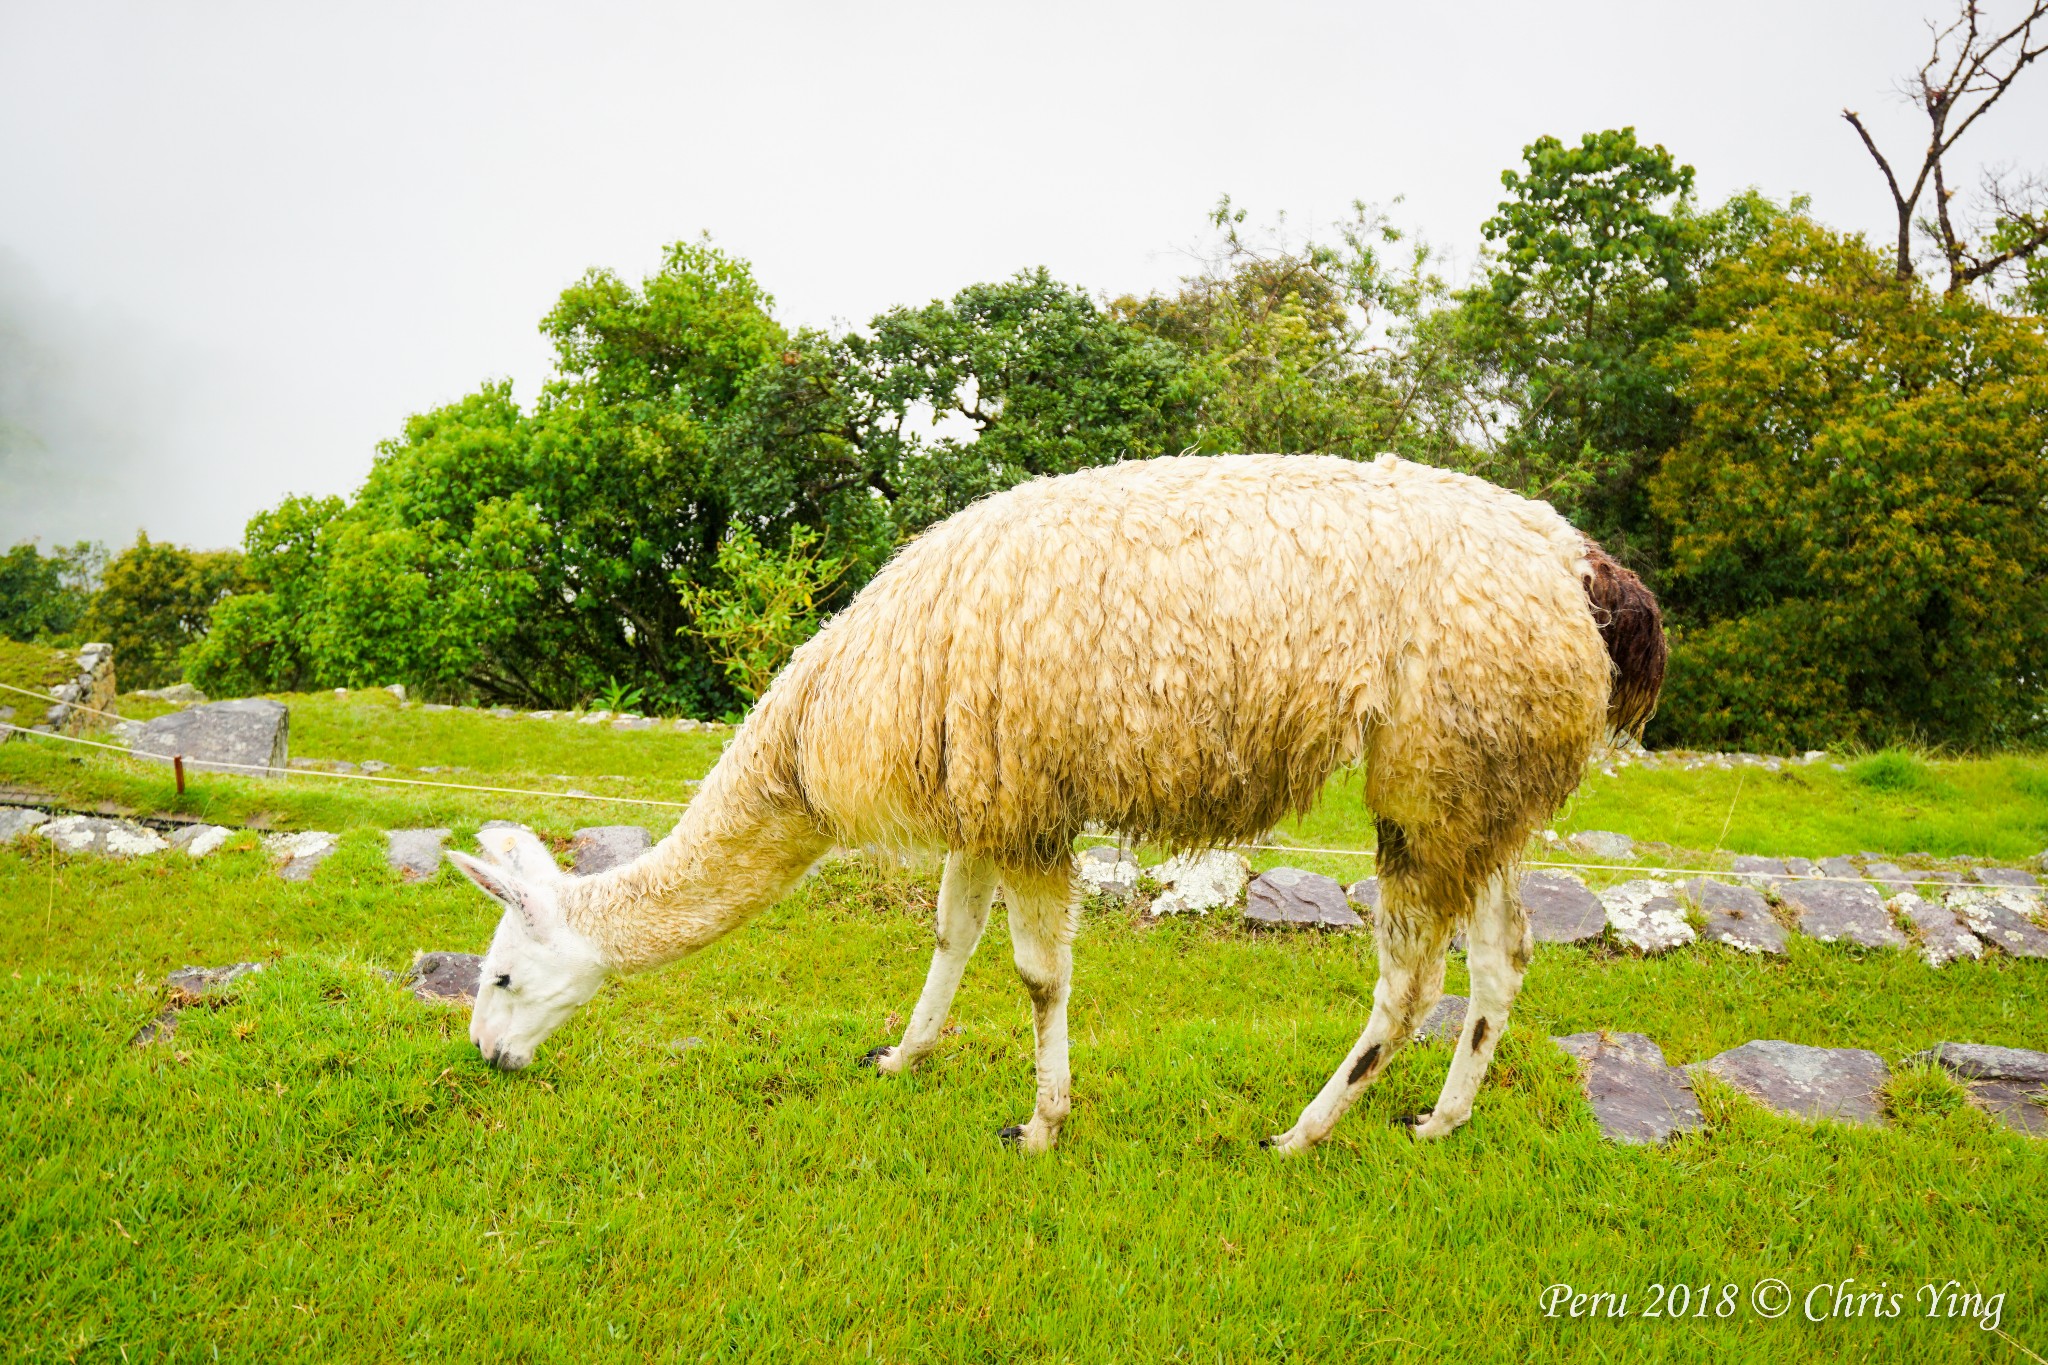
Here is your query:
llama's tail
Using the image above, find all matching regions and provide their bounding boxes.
[1579,537,1667,738]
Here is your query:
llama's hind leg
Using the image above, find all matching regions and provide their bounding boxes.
[1264,905,1454,1155]
[1410,870,1529,1140]
[863,851,999,1074]
[998,873,1079,1153]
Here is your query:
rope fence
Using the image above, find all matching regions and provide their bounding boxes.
[0,681,2028,893]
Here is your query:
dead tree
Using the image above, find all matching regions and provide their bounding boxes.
[1843,0,2048,295]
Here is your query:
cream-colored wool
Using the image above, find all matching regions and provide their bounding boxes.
[463,453,1628,1150]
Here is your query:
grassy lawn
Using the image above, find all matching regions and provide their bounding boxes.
[1,697,2044,1361]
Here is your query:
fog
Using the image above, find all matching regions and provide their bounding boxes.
[2,0,2042,550]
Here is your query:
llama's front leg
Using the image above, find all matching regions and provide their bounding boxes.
[1410,871,1529,1141]
[998,878,1078,1153]
[1264,908,1451,1155]
[863,852,999,1074]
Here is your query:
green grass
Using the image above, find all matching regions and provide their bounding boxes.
[0,639,71,703]
[1,698,2045,1360]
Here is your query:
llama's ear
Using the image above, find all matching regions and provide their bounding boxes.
[447,850,559,939]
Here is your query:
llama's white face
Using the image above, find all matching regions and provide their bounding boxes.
[447,849,609,1071]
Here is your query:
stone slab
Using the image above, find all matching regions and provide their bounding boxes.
[1911,1042,2048,1084]
[264,830,338,881]
[1413,995,1467,1044]
[35,814,169,857]
[1553,1032,1705,1144]
[1522,870,1605,944]
[1077,845,1138,900]
[1861,861,1914,891]
[1730,855,1785,876]
[167,961,266,1006]
[1890,893,1982,966]
[1148,849,1248,916]
[1346,877,1380,920]
[386,828,452,881]
[1967,1081,2047,1136]
[170,824,234,859]
[406,952,482,1004]
[1974,867,2039,889]
[569,825,651,877]
[1944,888,2048,959]
[1683,879,1788,955]
[1599,879,1695,953]
[1692,1040,1889,1126]
[132,699,290,777]
[0,807,51,842]
[1773,877,1906,950]
[1816,856,1862,881]
[1244,866,1363,929]
[1781,857,1818,877]
[1570,830,1635,860]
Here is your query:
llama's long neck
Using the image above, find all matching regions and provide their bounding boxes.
[561,723,830,972]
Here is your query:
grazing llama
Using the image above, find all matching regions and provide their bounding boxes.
[449,453,1664,1152]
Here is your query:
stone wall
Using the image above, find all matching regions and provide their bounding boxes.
[36,643,116,737]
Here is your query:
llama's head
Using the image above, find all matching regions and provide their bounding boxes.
[447,837,609,1071]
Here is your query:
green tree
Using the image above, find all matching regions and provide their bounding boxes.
[1648,219,2048,750]
[87,534,245,689]
[679,524,846,705]
[1448,131,1785,562]
[0,539,102,641]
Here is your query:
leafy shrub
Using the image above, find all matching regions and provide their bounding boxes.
[86,534,244,690]
[0,540,102,642]
[679,525,845,704]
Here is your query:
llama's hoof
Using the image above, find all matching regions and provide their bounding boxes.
[1261,1129,1309,1155]
[857,1044,893,1069]
[997,1124,1025,1146]
[1408,1110,1460,1141]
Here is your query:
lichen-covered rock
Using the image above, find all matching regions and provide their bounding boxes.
[1890,893,1983,966]
[1691,1040,1889,1126]
[1773,878,1906,951]
[1553,1032,1705,1144]
[406,952,483,1004]
[1522,870,1606,944]
[35,815,169,857]
[170,824,234,858]
[1599,880,1694,953]
[1943,887,2048,959]
[1682,879,1787,955]
[132,699,290,777]
[264,830,338,881]
[386,828,452,881]
[1413,995,1466,1044]
[1570,830,1634,860]
[570,825,652,876]
[1076,845,1139,900]
[0,807,51,842]
[1148,849,1249,916]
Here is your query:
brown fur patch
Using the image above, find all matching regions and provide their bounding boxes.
[1471,1017,1490,1051]
[1579,537,1666,738]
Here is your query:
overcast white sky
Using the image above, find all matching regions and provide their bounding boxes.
[2,0,2043,549]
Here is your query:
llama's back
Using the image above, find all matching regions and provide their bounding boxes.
[757,454,1611,872]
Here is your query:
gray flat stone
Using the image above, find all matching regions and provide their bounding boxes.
[0,807,51,842]
[490,707,517,719]
[264,830,338,881]
[1731,855,1786,876]
[166,961,265,1005]
[1891,893,1984,966]
[35,815,169,857]
[132,699,290,777]
[1911,1042,2048,1084]
[1782,857,1818,877]
[1974,867,2040,889]
[1774,878,1906,950]
[1817,856,1862,881]
[1148,849,1249,916]
[1570,830,1635,859]
[1413,995,1467,1044]
[1683,879,1787,955]
[386,828,452,881]
[1969,1080,2048,1136]
[406,952,482,1004]
[169,824,234,858]
[612,716,655,730]
[1691,1040,1889,1126]
[1244,866,1363,929]
[1076,845,1138,900]
[569,825,651,876]
[1346,877,1380,920]
[1522,870,1605,944]
[1861,861,1914,890]
[1553,1032,1705,1144]
[1599,880,1695,953]
[1943,888,2048,959]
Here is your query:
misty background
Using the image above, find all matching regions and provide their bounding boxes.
[3,0,2043,551]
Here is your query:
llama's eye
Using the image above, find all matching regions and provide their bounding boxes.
[494,974,512,989]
